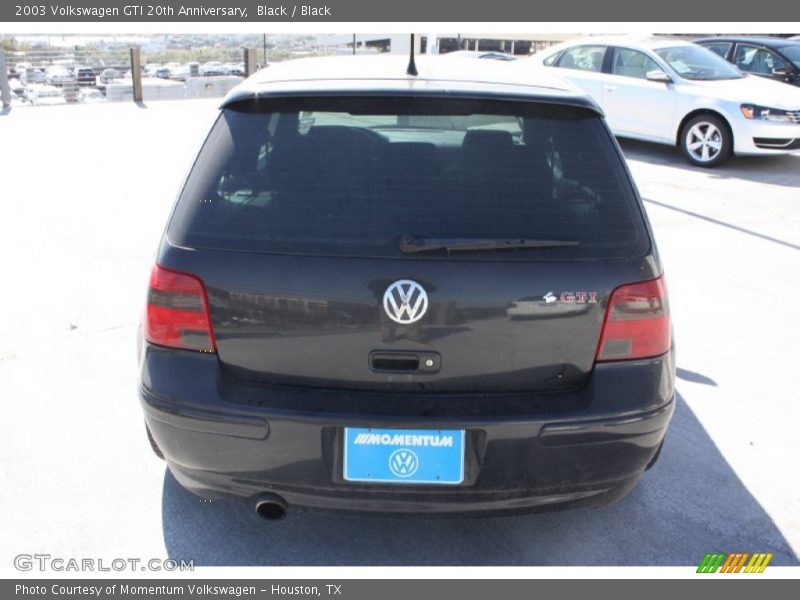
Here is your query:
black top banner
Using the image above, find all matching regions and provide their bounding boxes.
[1,0,798,22]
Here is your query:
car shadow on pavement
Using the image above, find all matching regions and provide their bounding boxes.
[161,393,798,566]
[676,368,718,387]
[618,139,800,188]
[642,196,800,252]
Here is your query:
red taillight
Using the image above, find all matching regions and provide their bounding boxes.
[143,265,216,353]
[596,276,670,362]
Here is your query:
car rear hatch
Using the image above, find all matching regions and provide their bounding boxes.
[159,94,657,393]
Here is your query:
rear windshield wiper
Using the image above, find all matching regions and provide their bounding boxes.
[399,235,579,254]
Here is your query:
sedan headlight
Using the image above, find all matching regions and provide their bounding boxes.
[740,104,794,122]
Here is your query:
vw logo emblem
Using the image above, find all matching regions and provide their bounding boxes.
[389,448,419,478]
[383,280,428,324]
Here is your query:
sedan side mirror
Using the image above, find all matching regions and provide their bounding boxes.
[646,69,673,84]
[772,67,792,77]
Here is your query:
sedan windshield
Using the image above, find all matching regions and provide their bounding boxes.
[779,45,800,69]
[655,45,744,80]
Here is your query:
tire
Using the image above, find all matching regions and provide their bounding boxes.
[145,424,165,460]
[645,440,664,471]
[679,114,732,167]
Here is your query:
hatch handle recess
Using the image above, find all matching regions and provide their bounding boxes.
[369,351,441,373]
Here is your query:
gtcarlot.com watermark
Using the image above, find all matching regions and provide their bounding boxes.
[14,554,193,572]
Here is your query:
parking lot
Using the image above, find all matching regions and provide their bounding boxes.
[0,100,798,567]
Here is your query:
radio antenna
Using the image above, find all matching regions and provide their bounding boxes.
[407,34,418,76]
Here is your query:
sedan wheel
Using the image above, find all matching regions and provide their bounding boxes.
[680,115,732,167]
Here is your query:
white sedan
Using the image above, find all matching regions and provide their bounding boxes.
[26,84,67,106]
[527,37,800,166]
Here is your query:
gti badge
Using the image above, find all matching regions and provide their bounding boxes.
[383,280,429,324]
[559,291,598,304]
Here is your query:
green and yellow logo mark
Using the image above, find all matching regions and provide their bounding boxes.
[697,552,773,573]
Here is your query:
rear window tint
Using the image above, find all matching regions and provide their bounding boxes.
[168,96,649,260]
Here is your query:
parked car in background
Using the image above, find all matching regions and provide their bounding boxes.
[26,84,67,106]
[442,50,518,61]
[226,62,245,76]
[78,88,106,103]
[74,66,97,87]
[29,69,46,84]
[201,61,230,76]
[138,55,675,519]
[169,64,191,81]
[15,62,32,77]
[18,68,46,85]
[45,65,74,86]
[695,36,800,87]
[532,36,800,166]
[155,67,172,79]
[97,68,122,84]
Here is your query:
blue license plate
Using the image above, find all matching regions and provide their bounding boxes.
[343,428,465,485]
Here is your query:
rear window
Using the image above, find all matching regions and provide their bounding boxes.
[168,96,649,260]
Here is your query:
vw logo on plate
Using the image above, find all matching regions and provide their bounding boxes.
[389,448,419,478]
[383,280,429,324]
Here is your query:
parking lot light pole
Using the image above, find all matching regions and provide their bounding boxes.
[130,47,143,103]
[244,48,258,77]
[0,50,11,109]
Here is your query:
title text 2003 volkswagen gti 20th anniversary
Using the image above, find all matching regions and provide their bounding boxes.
[137,53,675,520]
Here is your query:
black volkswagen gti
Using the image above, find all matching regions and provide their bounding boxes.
[138,55,675,520]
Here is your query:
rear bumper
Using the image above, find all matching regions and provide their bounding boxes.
[140,344,675,514]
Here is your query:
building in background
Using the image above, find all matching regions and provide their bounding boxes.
[316,34,573,56]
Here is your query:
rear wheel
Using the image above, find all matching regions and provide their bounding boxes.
[680,114,732,167]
